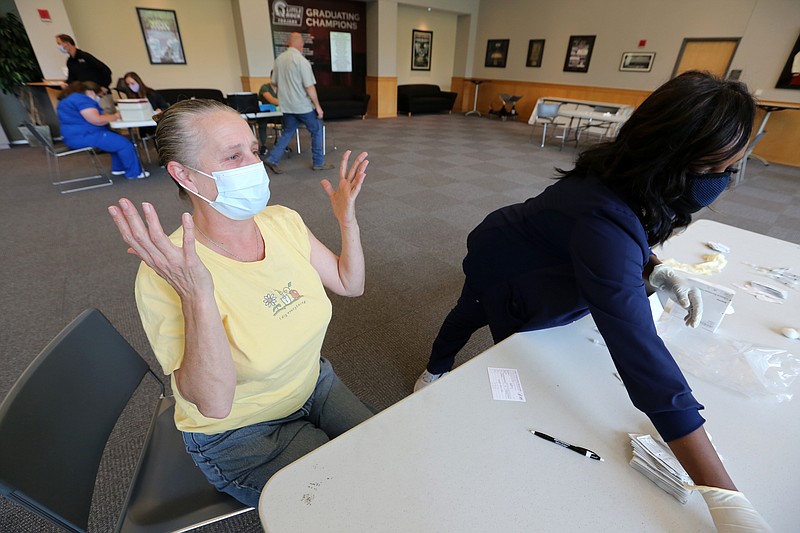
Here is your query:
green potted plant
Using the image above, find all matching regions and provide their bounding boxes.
[0,12,48,146]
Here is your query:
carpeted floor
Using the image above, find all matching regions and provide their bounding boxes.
[1,113,798,532]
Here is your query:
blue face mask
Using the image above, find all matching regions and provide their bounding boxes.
[672,169,736,214]
[182,161,271,220]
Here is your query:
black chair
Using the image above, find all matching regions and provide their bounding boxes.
[0,309,252,532]
[24,121,112,194]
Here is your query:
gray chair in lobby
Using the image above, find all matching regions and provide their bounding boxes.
[529,102,568,149]
[24,121,113,194]
[0,308,252,533]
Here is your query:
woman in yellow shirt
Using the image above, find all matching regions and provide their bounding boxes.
[108,99,371,507]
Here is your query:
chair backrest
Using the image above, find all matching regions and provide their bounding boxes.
[23,121,55,151]
[0,309,154,532]
[537,103,561,119]
[158,88,226,106]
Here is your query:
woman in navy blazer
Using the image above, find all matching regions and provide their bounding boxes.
[416,71,770,530]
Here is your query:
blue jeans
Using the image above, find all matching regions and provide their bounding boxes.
[182,358,372,507]
[63,129,142,177]
[267,110,325,167]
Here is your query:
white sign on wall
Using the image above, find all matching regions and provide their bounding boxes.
[330,31,352,72]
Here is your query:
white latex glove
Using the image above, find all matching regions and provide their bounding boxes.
[694,486,773,532]
[649,264,703,327]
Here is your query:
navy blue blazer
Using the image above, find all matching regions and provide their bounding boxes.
[463,174,704,441]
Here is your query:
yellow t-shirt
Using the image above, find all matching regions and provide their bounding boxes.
[135,206,332,434]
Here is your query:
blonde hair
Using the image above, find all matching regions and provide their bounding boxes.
[154,99,240,196]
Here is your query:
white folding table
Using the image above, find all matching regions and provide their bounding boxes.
[259,220,800,532]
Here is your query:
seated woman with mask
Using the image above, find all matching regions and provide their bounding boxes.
[107,98,372,507]
[57,81,147,179]
[122,71,170,114]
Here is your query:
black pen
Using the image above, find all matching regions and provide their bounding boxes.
[530,430,604,462]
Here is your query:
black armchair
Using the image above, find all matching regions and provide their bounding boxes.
[158,88,227,106]
[317,86,370,119]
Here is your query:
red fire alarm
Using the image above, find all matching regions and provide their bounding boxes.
[638,40,647,48]
[38,9,52,22]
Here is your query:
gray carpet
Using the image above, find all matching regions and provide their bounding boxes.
[1,114,798,532]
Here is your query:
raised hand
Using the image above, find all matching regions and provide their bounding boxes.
[319,150,368,227]
[108,198,214,298]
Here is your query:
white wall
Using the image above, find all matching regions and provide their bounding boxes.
[471,0,800,103]
[234,0,275,77]
[61,0,244,94]
[396,5,457,89]
[15,0,75,80]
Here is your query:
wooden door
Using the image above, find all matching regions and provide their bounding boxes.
[672,38,740,77]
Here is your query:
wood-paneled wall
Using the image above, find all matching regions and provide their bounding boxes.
[451,77,649,123]
[366,76,398,118]
[450,77,800,168]
[752,105,800,167]
[241,77,270,93]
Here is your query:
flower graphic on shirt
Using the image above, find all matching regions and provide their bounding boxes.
[263,281,303,315]
[263,293,277,308]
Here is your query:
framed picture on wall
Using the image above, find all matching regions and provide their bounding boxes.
[563,35,595,73]
[619,52,655,72]
[136,8,186,65]
[485,39,510,68]
[775,32,800,89]
[526,39,545,67]
[411,29,433,71]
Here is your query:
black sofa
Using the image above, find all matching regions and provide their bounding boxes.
[317,86,370,119]
[158,88,227,106]
[397,84,457,116]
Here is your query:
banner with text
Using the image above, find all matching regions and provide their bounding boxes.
[268,0,367,93]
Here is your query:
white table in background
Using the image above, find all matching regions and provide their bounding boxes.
[259,220,800,532]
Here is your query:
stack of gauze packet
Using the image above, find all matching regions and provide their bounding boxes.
[629,433,693,503]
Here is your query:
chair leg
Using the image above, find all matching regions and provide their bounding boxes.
[141,137,152,163]
[541,123,547,148]
[295,126,328,156]
[52,150,113,194]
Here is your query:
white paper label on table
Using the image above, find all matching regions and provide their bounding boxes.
[487,367,526,401]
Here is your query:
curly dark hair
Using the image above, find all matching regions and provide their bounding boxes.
[57,80,101,99]
[557,70,755,245]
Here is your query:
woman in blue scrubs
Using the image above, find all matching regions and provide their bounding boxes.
[57,81,148,179]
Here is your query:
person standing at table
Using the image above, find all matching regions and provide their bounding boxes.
[56,34,112,94]
[107,99,372,507]
[264,32,334,174]
[57,81,147,179]
[415,71,771,531]
[257,71,280,156]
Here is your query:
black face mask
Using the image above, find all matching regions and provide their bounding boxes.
[671,169,736,214]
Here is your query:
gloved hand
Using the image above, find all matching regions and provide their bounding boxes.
[694,486,773,532]
[649,264,703,327]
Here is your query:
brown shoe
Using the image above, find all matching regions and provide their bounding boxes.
[265,161,283,174]
[311,163,335,171]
